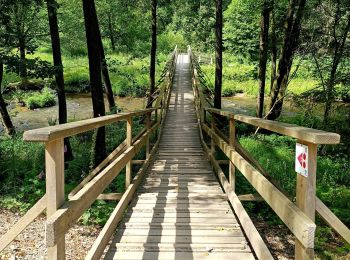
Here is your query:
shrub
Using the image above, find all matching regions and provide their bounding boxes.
[25,88,56,109]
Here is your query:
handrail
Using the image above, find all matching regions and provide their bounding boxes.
[23,108,157,142]
[188,46,347,260]
[206,108,340,145]
[0,46,178,260]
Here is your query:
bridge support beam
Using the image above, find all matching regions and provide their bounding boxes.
[126,118,132,188]
[229,116,235,191]
[45,139,65,260]
[295,140,317,260]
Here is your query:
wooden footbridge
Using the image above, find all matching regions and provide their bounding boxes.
[1,47,349,260]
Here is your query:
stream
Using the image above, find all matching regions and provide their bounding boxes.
[0,94,348,133]
[1,94,146,132]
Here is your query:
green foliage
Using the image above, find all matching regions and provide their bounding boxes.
[24,87,56,109]
[224,0,259,61]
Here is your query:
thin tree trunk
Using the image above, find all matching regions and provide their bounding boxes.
[82,0,106,165]
[257,0,270,118]
[0,59,15,136]
[323,13,350,127]
[18,38,28,84]
[267,0,306,120]
[214,0,223,109]
[93,7,116,112]
[108,13,116,51]
[148,0,157,106]
[270,1,277,94]
[47,0,73,161]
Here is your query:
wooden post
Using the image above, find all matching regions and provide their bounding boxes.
[125,118,132,188]
[229,116,236,191]
[45,139,65,260]
[146,112,151,159]
[295,140,317,259]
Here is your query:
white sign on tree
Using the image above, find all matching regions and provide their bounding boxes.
[295,143,308,177]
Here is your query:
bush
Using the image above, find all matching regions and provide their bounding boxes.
[25,88,56,109]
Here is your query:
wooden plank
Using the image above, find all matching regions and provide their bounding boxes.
[206,108,340,144]
[86,97,168,260]
[107,242,250,252]
[0,195,46,252]
[125,117,132,188]
[45,139,65,260]
[23,108,156,142]
[122,217,237,224]
[203,124,316,249]
[105,251,255,260]
[208,152,273,260]
[229,116,235,191]
[45,123,158,247]
[114,235,246,244]
[238,194,264,202]
[97,193,123,201]
[316,197,350,244]
[115,228,242,237]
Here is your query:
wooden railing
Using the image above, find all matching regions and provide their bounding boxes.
[188,46,349,260]
[0,46,178,259]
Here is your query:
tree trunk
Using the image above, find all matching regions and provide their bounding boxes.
[267,0,306,120]
[257,0,270,118]
[47,0,73,161]
[0,59,15,136]
[148,0,157,106]
[82,0,106,165]
[108,13,116,51]
[90,6,116,112]
[18,38,28,84]
[323,13,350,127]
[269,1,277,94]
[214,0,223,109]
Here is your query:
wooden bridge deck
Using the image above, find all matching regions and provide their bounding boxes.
[104,54,255,259]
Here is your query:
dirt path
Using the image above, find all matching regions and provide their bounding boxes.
[0,209,101,260]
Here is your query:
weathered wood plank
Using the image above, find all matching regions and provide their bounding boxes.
[23,108,156,142]
[206,108,340,144]
[203,123,316,249]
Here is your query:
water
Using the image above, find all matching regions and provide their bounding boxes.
[1,94,146,132]
[222,95,300,117]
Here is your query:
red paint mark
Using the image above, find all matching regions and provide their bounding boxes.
[297,153,307,169]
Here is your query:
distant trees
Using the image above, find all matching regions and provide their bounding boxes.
[1,0,47,84]
[307,0,350,127]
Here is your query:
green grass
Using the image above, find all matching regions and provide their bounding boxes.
[0,117,149,225]
[24,87,56,109]
[200,53,319,97]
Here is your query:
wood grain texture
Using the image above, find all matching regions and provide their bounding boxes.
[206,108,340,144]
[104,54,254,259]
[203,123,316,249]
[23,108,156,142]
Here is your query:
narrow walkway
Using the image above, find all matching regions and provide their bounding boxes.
[104,55,254,259]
